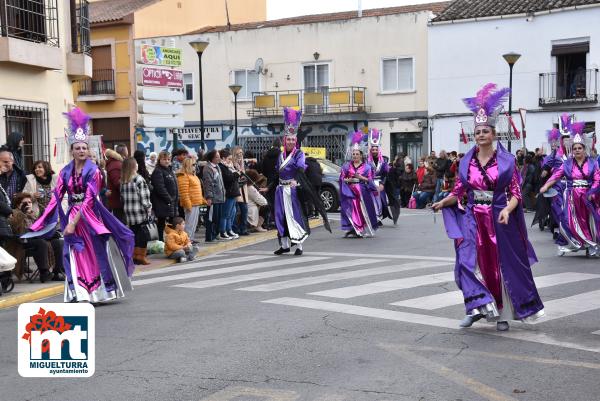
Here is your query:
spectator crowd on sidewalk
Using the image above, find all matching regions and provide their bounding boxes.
[0,136,287,285]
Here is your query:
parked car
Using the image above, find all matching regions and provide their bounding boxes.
[317,158,341,213]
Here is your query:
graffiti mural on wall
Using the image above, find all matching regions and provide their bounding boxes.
[135,122,361,157]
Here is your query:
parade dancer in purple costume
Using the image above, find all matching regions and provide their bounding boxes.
[368,129,392,225]
[28,108,135,303]
[540,113,600,256]
[340,131,378,238]
[272,108,329,256]
[432,84,544,331]
[538,127,567,245]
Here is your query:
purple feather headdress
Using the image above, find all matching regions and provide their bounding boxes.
[367,128,383,164]
[346,130,366,160]
[64,107,91,145]
[559,113,590,152]
[462,83,510,128]
[546,128,560,144]
[283,107,302,138]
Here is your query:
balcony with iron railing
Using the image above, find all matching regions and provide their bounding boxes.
[0,0,59,46]
[77,69,116,101]
[539,69,599,107]
[0,0,63,69]
[247,86,370,118]
[67,0,92,78]
[70,0,90,55]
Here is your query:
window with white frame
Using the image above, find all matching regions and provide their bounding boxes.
[232,70,260,100]
[381,57,414,92]
[183,73,194,102]
[303,63,329,91]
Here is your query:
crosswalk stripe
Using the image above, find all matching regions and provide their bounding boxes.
[262,297,459,328]
[136,255,268,277]
[390,272,600,310]
[309,271,456,299]
[225,250,454,262]
[263,298,600,353]
[133,256,328,286]
[238,261,452,292]
[173,258,385,290]
[530,290,600,324]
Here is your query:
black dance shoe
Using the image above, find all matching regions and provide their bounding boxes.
[274,247,290,255]
[294,249,303,256]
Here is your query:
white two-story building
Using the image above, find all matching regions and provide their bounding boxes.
[135,3,449,163]
[429,0,600,154]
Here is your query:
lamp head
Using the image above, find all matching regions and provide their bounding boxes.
[229,84,242,95]
[189,40,209,53]
[502,52,521,66]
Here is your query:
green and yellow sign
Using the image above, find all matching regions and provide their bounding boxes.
[139,45,182,67]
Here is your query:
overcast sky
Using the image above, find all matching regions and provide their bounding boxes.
[267,0,444,20]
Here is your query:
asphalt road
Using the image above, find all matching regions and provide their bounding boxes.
[2,210,600,401]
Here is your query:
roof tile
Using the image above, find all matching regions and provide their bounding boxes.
[432,0,600,22]
[90,0,160,24]
[186,2,451,35]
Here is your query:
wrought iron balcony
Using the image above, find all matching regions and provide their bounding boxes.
[539,69,599,106]
[78,69,115,97]
[70,0,90,54]
[248,86,370,117]
[0,0,59,47]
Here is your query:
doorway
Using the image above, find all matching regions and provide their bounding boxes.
[390,132,423,165]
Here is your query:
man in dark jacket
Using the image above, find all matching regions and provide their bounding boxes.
[260,139,281,228]
[260,139,281,185]
[522,153,537,212]
[0,148,26,201]
[5,131,25,173]
[433,150,451,202]
[304,157,323,218]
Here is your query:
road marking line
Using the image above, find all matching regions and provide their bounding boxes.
[225,250,455,262]
[379,344,520,401]
[529,289,600,324]
[174,258,385,289]
[391,272,600,310]
[135,255,268,277]
[380,343,600,370]
[309,271,455,299]
[592,330,600,336]
[133,256,328,286]
[263,297,600,353]
[262,297,459,328]
[470,324,600,353]
[238,261,452,292]
[200,386,299,401]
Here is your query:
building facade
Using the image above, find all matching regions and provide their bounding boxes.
[429,0,600,154]
[135,3,448,164]
[0,0,92,170]
[77,0,267,152]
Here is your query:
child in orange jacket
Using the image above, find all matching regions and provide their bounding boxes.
[164,217,198,263]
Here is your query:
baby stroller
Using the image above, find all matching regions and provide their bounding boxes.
[0,246,16,295]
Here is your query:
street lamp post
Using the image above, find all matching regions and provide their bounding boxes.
[503,52,521,153]
[228,84,242,146]
[189,40,209,148]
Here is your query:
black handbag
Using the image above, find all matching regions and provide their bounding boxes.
[142,218,159,242]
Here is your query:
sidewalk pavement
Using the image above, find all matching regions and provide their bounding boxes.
[0,220,323,309]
